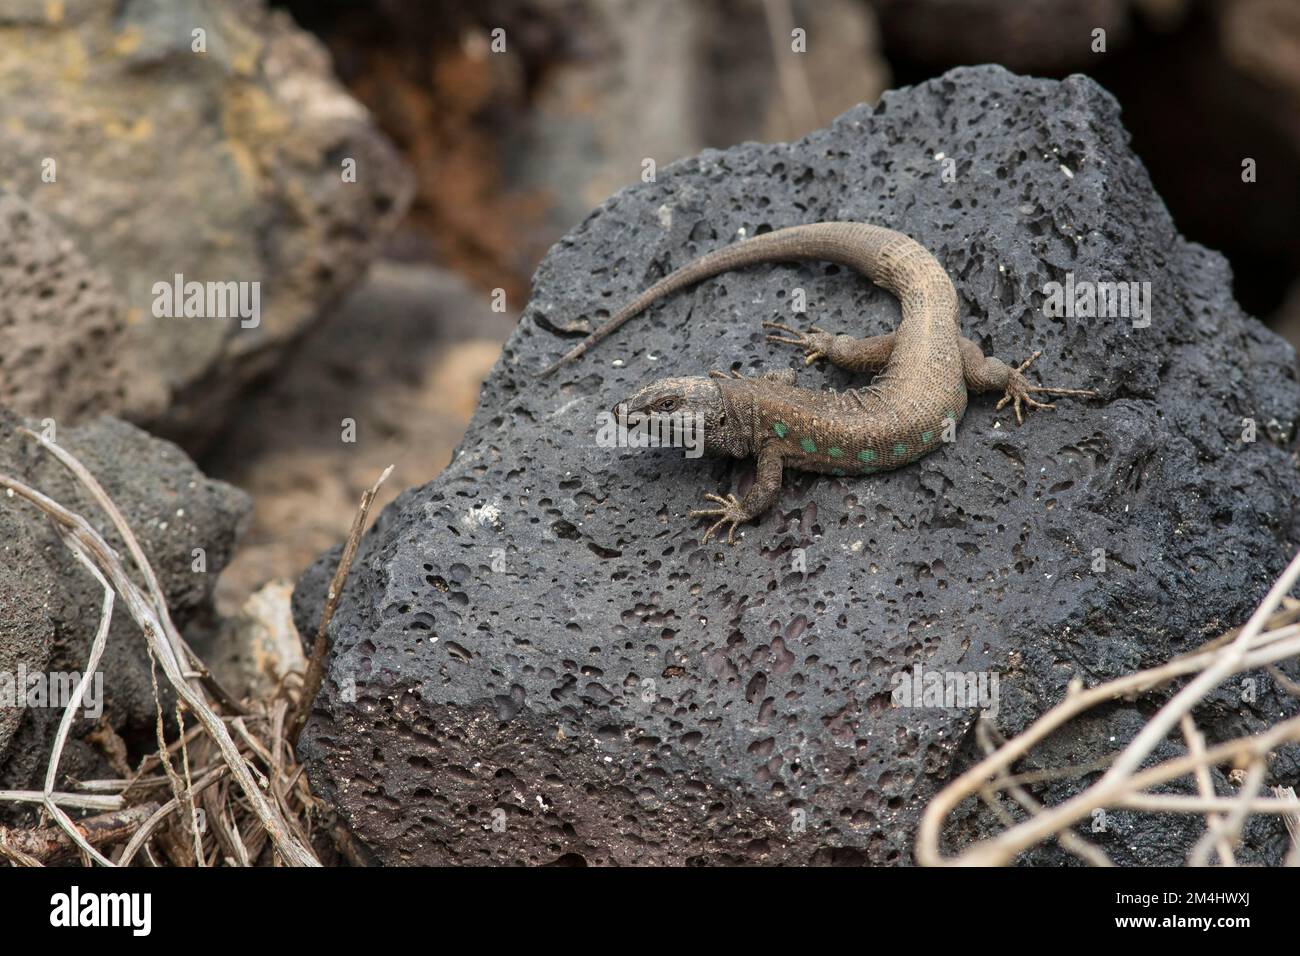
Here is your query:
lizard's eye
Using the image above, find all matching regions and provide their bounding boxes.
[654,397,680,413]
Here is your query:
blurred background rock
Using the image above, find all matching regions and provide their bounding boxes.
[0,0,412,447]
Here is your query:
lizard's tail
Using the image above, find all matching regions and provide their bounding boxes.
[535,221,935,379]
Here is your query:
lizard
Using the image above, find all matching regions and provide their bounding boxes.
[537,221,1098,544]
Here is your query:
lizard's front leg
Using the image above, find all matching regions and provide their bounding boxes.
[689,443,784,545]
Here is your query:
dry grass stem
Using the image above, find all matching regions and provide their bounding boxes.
[289,464,393,746]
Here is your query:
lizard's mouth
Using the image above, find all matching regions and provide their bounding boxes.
[613,400,658,420]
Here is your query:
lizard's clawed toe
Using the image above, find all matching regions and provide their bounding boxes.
[1014,350,1043,375]
[688,492,750,545]
[999,365,1098,425]
[762,322,834,366]
[762,320,799,335]
[763,321,806,348]
[1027,385,1099,398]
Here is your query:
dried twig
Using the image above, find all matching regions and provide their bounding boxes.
[0,790,124,813]
[975,722,1113,867]
[0,804,158,864]
[289,464,393,746]
[1181,714,1234,866]
[1272,786,1300,866]
[40,536,116,865]
[118,767,228,867]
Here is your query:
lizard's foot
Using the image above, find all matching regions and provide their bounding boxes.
[762,321,834,366]
[995,351,1100,425]
[688,492,752,545]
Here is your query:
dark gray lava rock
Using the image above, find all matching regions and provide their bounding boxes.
[295,66,1300,865]
[0,412,249,795]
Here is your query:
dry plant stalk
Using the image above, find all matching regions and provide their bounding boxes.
[0,427,391,867]
[289,464,393,746]
[0,804,158,865]
[919,549,1300,866]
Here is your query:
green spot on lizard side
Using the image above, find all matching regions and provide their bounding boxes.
[800,437,817,454]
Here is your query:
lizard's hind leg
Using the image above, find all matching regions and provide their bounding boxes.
[763,322,896,373]
[959,340,1098,424]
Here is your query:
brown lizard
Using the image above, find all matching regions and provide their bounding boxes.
[538,222,1097,544]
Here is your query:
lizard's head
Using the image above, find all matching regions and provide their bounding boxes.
[611,376,733,456]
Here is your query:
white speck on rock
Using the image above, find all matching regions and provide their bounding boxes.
[464,502,503,530]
